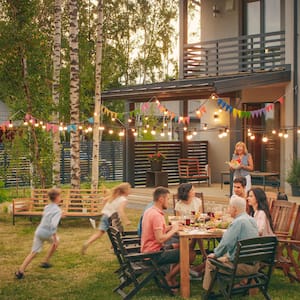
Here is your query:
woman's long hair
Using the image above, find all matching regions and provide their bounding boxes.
[106,182,131,203]
[177,183,193,201]
[248,188,274,231]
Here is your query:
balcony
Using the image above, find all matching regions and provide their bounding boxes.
[183,31,286,79]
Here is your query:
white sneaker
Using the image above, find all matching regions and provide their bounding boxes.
[189,268,200,277]
[89,218,96,229]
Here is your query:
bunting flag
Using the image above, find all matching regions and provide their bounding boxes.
[216,96,285,119]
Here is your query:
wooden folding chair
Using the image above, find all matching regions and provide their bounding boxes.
[205,236,278,300]
[277,205,300,282]
[265,191,277,212]
[270,200,296,236]
[107,226,174,299]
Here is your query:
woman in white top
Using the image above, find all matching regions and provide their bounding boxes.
[247,188,274,236]
[175,183,205,277]
[175,183,202,217]
[82,182,131,254]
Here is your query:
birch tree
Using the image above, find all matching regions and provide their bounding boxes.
[91,0,103,190]
[69,0,81,188]
[52,0,62,187]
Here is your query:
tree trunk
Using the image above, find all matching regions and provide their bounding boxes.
[52,0,62,187]
[91,0,103,191]
[69,0,81,189]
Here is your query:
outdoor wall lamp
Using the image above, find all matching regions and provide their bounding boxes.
[212,4,220,17]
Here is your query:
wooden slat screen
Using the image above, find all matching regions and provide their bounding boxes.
[134,141,208,186]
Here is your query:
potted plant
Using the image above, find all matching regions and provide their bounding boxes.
[287,158,300,196]
[148,152,166,171]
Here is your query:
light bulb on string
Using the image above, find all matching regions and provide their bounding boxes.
[160,130,165,137]
[218,108,222,113]
[283,130,288,139]
[278,131,283,137]
[196,110,201,116]
[63,126,68,131]
[163,110,168,116]
[218,129,223,139]
[29,119,34,124]
[8,120,13,128]
[23,120,28,126]
[34,123,39,128]
[213,112,219,122]
[203,123,208,130]
[99,126,105,131]
[272,129,276,135]
[42,125,46,130]
[143,128,148,134]
[145,117,149,121]
[119,130,125,137]
[146,124,150,129]
[111,117,116,122]
[163,123,167,127]
[192,128,197,136]
[262,136,268,143]
[84,129,89,134]
[59,124,64,131]
[39,121,43,125]
[78,125,83,130]
[128,118,132,123]
[211,93,217,100]
[250,135,255,140]
[183,126,187,132]
[297,127,300,134]
[167,129,172,136]
[108,129,114,135]
[225,127,230,133]
[151,128,156,135]
[187,132,193,140]
[133,131,138,137]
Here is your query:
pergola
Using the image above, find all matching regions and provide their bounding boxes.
[101,69,290,186]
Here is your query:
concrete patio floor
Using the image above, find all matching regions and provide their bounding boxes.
[127,183,300,211]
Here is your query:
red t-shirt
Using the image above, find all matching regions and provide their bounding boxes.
[141,206,166,253]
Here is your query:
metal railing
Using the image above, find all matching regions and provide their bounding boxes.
[183,31,286,78]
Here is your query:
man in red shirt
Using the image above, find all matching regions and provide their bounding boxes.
[141,187,195,288]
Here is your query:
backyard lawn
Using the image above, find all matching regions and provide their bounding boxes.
[1,208,300,300]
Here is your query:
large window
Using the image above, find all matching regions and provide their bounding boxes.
[243,0,284,35]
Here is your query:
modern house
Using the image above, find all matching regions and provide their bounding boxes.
[103,0,299,191]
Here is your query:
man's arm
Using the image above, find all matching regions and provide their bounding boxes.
[154,222,180,244]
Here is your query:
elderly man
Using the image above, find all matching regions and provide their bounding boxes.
[141,187,195,288]
[203,195,259,293]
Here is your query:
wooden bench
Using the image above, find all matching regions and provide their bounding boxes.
[178,158,211,186]
[12,189,104,225]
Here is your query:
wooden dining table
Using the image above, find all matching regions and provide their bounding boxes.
[179,229,224,298]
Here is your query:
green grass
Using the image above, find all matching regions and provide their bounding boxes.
[1,209,300,300]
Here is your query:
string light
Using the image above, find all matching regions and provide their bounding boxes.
[196,110,201,116]
[59,125,64,131]
[272,129,277,135]
[133,131,138,137]
[213,112,219,121]
[128,118,132,123]
[203,123,208,130]
[29,119,34,124]
[250,135,255,140]
[146,124,150,128]
[218,129,223,138]
[119,130,125,137]
[8,120,13,128]
[34,123,39,128]
[145,117,149,121]
[143,128,147,133]
[187,132,193,140]
[160,130,165,137]
[23,120,28,126]
[262,136,268,143]
[167,129,172,136]
[111,117,116,122]
[284,130,288,139]
[99,126,105,131]
[298,128,300,134]
[192,128,197,136]
[151,128,156,135]
[63,126,68,131]
[183,126,187,131]
[278,131,283,137]
[78,125,83,130]
[42,125,46,130]
[211,93,217,100]
[108,129,113,134]
[163,123,167,127]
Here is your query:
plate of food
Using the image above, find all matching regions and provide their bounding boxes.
[226,159,241,169]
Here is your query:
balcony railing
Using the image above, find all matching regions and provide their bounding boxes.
[183,31,286,78]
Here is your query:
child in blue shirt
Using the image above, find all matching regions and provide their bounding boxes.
[15,188,62,279]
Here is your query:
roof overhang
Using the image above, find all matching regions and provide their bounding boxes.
[102,67,291,102]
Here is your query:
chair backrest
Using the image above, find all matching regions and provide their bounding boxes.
[291,205,300,245]
[265,191,277,211]
[107,226,129,267]
[109,212,124,234]
[270,200,297,235]
[178,158,201,177]
[234,236,278,267]
[173,192,204,215]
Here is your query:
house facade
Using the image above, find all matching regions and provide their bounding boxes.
[102,0,299,191]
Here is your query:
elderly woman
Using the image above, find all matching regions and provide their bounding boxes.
[231,141,253,193]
